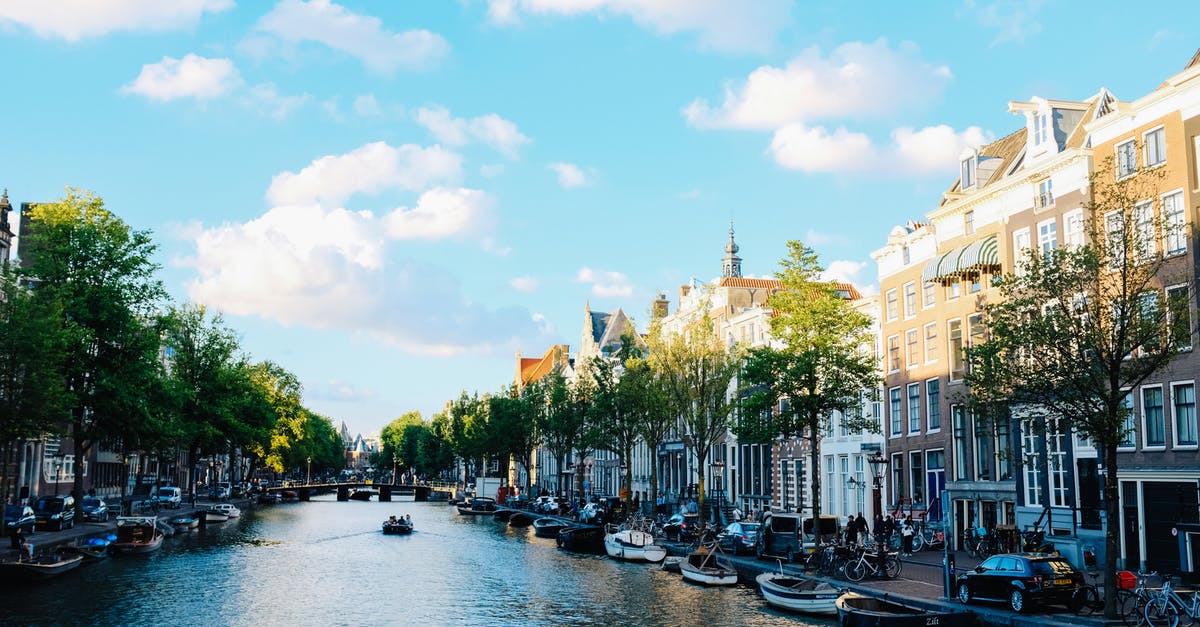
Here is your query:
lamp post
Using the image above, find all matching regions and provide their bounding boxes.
[52,454,64,497]
[867,453,889,523]
[307,457,312,486]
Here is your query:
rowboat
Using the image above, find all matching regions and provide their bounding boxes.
[836,593,976,627]
[0,552,84,580]
[756,572,841,615]
[109,517,165,555]
[679,544,738,586]
[604,528,667,563]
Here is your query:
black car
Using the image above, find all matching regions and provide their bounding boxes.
[3,505,35,535]
[662,513,701,541]
[81,496,109,522]
[717,522,761,555]
[33,495,75,530]
[956,553,1084,613]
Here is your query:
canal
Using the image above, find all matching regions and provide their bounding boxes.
[4,497,832,626]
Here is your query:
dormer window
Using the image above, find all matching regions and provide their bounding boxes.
[1034,113,1049,145]
[964,210,975,235]
[960,157,977,190]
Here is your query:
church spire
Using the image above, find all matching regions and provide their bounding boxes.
[721,221,742,279]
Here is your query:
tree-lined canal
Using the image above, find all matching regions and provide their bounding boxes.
[5,499,830,626]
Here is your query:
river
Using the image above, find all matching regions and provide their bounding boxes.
[3,496,834,626]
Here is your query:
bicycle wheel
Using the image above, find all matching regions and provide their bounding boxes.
[1117,589,1147,627]
[911,533,925,552]
[1145,598,1180,627]
[845,560,867,582]
[1072,586,1102,615]
[883,555,902,578]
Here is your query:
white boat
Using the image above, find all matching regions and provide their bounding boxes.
[756,572,841,615]
[679,545,738,586]
[210,503,240,518]
[604,529,667,562]
[204,509,230,523]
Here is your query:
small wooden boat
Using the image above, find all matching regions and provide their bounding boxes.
[382,518,414,535]
[605,528,667,562]
[204,509,230,523]
[556,526,605,554]
[532,518,570,538]
[0,552,84,580]
[508,511,536,527]
[109,517,165,555]
[757,572,841,615]
[679,544,738,586]
[836,593,975,627]
[210,503,240,518]
[493,508,515,522]
[457,497,498,516]
[64,542,108,562]
[169,516,199,530]
[349,488,376,501]
[661,556,683,573]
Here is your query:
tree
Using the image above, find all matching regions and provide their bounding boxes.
[448,392,489,479]
[629,355,672,515]
[245,361,305,474]
[486,386,539,495]
[422,412,457,479]
[591,332,646,511]
[378,411,424,475]
[537,370,593,498]
[965,160,1176,618]
[22,189,168,514]
[648,311,740,522]
[734,241,880,520]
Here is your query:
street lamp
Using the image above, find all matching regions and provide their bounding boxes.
[867,452,889,522]
[307,457,312,486]
[52,454,65,497]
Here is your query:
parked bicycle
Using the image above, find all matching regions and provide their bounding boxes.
[843,546,902,582]
[962,526,997,559]
[1073,570,1143,621]
[1144,574,1200,627]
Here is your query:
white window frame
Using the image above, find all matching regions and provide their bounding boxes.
[961,159,976,190]
[905,329,919,369]
[926,378,941,433]
[1117,139,1138,178]
[922,282,936,309]
[1037,178,1054,208]
[964,210,975,235]
[923,321,938,364]
[948,318,964,382]
[1134,200,1156,261]
[1012,228,1032,274]
[1037,218,1058,258]
[1162,190,1187,256]
[1144,126,1166,168]
[1141,384,1166,450]
[1064,209,1085,249]
[1034,112,1049,145]
[889,387,902,437]
[903,281,917,319]
[1106,210,1126,268]
[1172,380,1198,449]
[887,334,901,373]
[885,289,898,321]
[908,382,921,434]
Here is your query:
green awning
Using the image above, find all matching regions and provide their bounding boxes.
[923,235,1000,284]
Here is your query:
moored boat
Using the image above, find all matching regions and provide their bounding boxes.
[258,493,282,505]
[109,516,165,555]
[493,508,515,522]
[65,540,109,562]
[661,556,683,573]
[204,509,230,523]
[532,518,570,538]
[556,525,605,554]
[457,497,498,516]
[281,490,299,502]
[508,511,536,527]
[0,552,84,581]
[169,516,199,530]
[604,528,667,563]
[757,572,841,615]
[349,488,376,501]
[382,517,414,535]
[679,545,738,586]
[210,503,240,518]
[835,593,975,627]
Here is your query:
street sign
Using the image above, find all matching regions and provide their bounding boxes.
[860,443,881,453]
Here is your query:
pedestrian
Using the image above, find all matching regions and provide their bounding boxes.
[845,515,857,545]
[9,525,22,550]
[856,513,869,546]
[731,506,743,522]
[872,513,884,546]
[901,516,915,556]
[883,515,896,546]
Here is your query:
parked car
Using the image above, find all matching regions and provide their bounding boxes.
[717,521,761,555]
[755,512,802,561]
[955,553,1084,613]
[210,482,232,500]
[81,496,109,522]
[33,494,75,530]
[4,505,35,535]
[662,513,701,541]
[153,486,182,509]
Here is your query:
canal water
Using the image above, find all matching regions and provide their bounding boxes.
[3,496,833,626]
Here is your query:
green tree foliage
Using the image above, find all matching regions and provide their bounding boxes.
[592,332,647,510]
[536,369,594,496]
[487,386,539,494]
[420,412,457,478]
[734,241,879,519]
[965,160,1176,617]
[378,411,424,472]
[246,361,306,473]
[22,189,169,507]
[448,392,489,477]
[649,311,740,519]
[629,353,672,514]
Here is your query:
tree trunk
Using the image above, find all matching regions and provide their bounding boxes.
[1103,441,1121,618]
[695,448,708,524]
[622,444,632,514]
[810,426,821,521]
[649,449,660,519]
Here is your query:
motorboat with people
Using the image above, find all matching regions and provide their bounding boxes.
[679,542,738,586]
[456,497,498,516]
[0,551,84,581]
[604,527,667,562]
[756,571,841,615]
[382,515,414,535]
[532,518,570,538]
[109,516,165,555]
[835,592,975,627]
[210,503,240,518]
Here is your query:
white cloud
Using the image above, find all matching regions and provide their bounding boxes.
[267,141,462,207]
[0,0,231,41]
[576,267,633,298]
[383,188,492,240]
[244,82,310,120]
[354,94,382,116]
[685,39,952,130]
[414,106,530,159]
[548,162,589,188]
[121,54,241,102]
[480,164,506,178]
[485,0,790,54]
[965,0,1044,46]
[510,276,539,293]
[255,0,449,73]
[769,123,989,175]
[820,260,877,296]
[481,236,512,256]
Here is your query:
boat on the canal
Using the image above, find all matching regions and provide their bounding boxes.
[65,540,109,562]
[210,503,241,518]
[350,487,377,501]
[532,518,570,538]
[204,509,230,523]
[493,508,515,521]
[756,572,841,615]
[382,517,414,535]
[169,515,199,530]
[679,544,738,586]
[281,490,299,502]
[835,592,975,627]
[456,497,498,516]
[109,516,165,555]
[508,511,536,527]
[661,556,683,573]
[258,493,282,505]
[556,525,605,554]
[604,528,667,563]
[0,551,84,581]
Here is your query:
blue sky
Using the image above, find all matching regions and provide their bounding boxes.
[1,1,1194,436]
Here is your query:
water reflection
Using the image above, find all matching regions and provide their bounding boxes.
[2,497,831,626]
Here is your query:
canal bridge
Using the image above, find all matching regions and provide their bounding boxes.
[266,481,456,502]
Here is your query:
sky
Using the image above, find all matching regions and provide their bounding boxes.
[1,0,1196,437]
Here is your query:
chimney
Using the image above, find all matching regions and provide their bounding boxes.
[652,291,669,319]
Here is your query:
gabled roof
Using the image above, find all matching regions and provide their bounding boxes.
[940,128,1027,204]
[589,310,610,344]
[718,277,781,289]
[518,345,569,385]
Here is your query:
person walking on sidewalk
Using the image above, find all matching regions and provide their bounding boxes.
[900,516,915,556]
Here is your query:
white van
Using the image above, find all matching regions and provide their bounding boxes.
[154,486,182,509]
